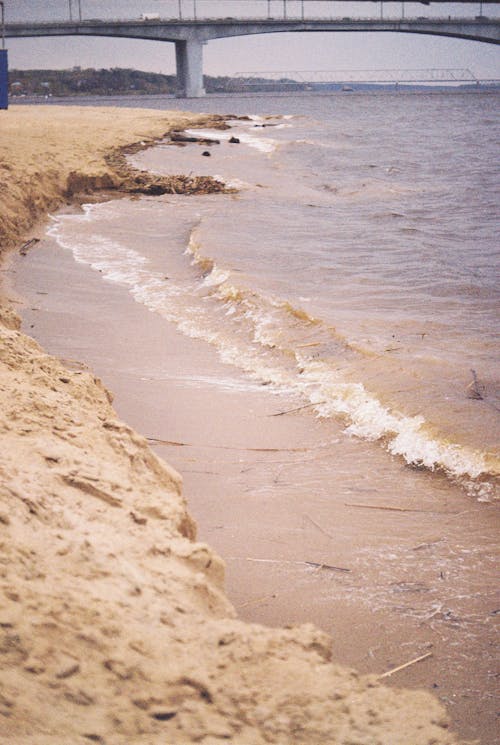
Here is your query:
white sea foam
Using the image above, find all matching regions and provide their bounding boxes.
[185,127,277,154]
[213,174,252,190]
[295,138,341,149]
[294,358,489,480]
[236,132,277,153]
[202,266,231,287]
[142,372,264,394]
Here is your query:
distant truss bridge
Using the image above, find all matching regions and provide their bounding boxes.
[228,68,493,87]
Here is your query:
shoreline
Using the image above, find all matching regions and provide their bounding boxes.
[11,190,499,744]
[130,121,500,491]
[0,105,471,743]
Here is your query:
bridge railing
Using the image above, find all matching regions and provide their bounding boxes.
[6,1,500,24]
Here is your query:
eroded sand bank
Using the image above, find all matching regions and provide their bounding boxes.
[0,105,466,744]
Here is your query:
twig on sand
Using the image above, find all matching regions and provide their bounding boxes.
[19,238,40,256]
[345,503,437,514]
[148,437,188,447]
[378,652,433,679]
[305,561,351,573]
[232,557,350,572]
[147,436,308,453]
[466,369,485,400]
[304,513,335,540]
[268,401,325,417]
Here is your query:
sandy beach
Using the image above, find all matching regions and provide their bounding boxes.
[0,104,478,744]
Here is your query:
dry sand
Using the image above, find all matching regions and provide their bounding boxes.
[0,105,468,744]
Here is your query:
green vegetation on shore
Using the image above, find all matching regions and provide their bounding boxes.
[9,67,178,96]
[9,67,279,96]
[9,67,497,98]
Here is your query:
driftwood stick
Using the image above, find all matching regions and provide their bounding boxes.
[269,401,325,417]
[148,437,188,447]
[466,368,484,400]
[19,237,40,256]
[345,503,430,513]
[305,561,351,573]
[233,557,350,572]
[147,436,308,453]
[345,502,459,515]
[379,652,433,679]
[304,513,335,540]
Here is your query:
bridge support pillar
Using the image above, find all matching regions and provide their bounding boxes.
[175,38,205,98]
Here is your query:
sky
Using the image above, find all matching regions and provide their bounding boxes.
[3,1,500,80]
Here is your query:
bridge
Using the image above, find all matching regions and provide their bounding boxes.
[226,67,493,90]
[4,1,500,98]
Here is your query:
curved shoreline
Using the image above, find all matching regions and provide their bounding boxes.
[0,105,464,743]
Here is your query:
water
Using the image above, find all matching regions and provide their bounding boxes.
[48,91,500,497]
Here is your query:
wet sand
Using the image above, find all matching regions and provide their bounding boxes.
[9,219,499,744]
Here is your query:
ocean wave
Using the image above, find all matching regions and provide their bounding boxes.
[184,229,499,489]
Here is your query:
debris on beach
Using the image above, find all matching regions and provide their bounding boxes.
[170,131,220,145]
[19,237,40,256]
[104,137,233,196]
[466,369,485,400]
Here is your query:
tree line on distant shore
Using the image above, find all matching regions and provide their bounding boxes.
[9,67,495,97]
[9,67,305,96]
[10,67,178,96]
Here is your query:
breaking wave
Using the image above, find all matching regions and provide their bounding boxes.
[48,207,498,499]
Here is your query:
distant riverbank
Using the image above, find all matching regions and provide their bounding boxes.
[9,67,500,100]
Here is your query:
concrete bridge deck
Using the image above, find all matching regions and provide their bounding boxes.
[5,14,500,97]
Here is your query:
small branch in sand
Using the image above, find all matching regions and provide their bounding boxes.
[344,503,450,514]
[232,557,350,572]
[303,513,335,540]
[466,369,485,400]
[19,238,40,256]
[148,437,188,447]
[147,436,308,453]
[378,652,433,679]
[268,401,325,417]
[305,561,351,573]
